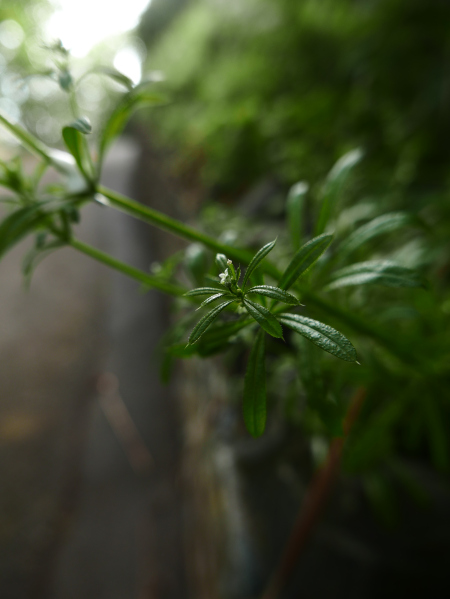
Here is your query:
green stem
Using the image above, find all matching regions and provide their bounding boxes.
[98,185,423,367]
[0,113,71,175]
[0,113,52,165]
[99,185,280,275]
[70,238,187,297]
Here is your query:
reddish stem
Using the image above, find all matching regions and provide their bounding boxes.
[261,387,366,599]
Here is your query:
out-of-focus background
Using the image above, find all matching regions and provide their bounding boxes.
[1,1,450,598]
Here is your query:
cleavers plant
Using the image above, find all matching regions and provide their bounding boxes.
[184,237,360,436]
[0,47,426,441]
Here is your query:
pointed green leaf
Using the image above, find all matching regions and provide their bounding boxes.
[243,328,266,437]
[287,181,308,250]
[99,87,166,164]
[22,239,64,284]
[315,148,363,235]
[184,286,223,297]
[62,125,93,182]
[85,66,134,90]
[341,212,420,255]
[67,117,92,134]
[0,205,48,259]
[326,260,424,290]
[243,298,283,338]
[197,292,231,310]
[188,299,236,345]
[247,285,300,305]
[171,318,253,357]
[243,239,276,289]
[278,233,333,291]
[278,313,357,362]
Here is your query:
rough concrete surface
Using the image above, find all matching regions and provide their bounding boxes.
[0,139,186,599]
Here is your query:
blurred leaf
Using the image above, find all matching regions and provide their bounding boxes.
[326,260,425,290]
[247,285,300,305]
[99,87,167,164]
[423,396,449,471]
[84,66,134,90]
[22,239,65,284]
[0,205,48,259]
[287,181,308,250]
[242,238,276,288]
[243,328,266,437]
[278,233,333,291]
[279,313,357,362]
[243,298,283,338]
[315,148,363,236]
[170,317,253,358]
[185,242,208,285]
[68,117,92,134]
[215,252,228,271]
[62,125,94,183]
[363,472,398,526]
[58,69,73,91]
[188,299,236,344]
[340,212,421,255]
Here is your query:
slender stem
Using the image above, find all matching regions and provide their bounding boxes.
[99,185,280,276]
[0,113,52,165]
[70,238,187,297]
[0,113,72,175]
[260,387,366,599]
[98,185,421,367]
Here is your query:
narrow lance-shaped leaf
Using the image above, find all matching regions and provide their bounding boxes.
[99,87,166,165]
[196,292,232,310]
[62,122,94,183]
[170,318,254,358]
[278,313,357,362]
[0,205,48,259]
[247,285,300,305]
[287,181,308,250]
[278,233,333,291]
[243,328,266,438]
[243,239,276,288]
[184,286,223,297]
[315,148,363,236]
[340,212,421,256]
[243,298,283,338]
[188,299,236,345]
[22,239,65,285]
[79,66,134,91]
[326,260,425,290]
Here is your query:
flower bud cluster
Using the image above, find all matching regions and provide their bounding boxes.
[218,257,242,297]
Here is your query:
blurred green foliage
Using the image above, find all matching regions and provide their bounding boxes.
[141,0,450,197]
[0,0,449,524]
[138,0,450,516]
